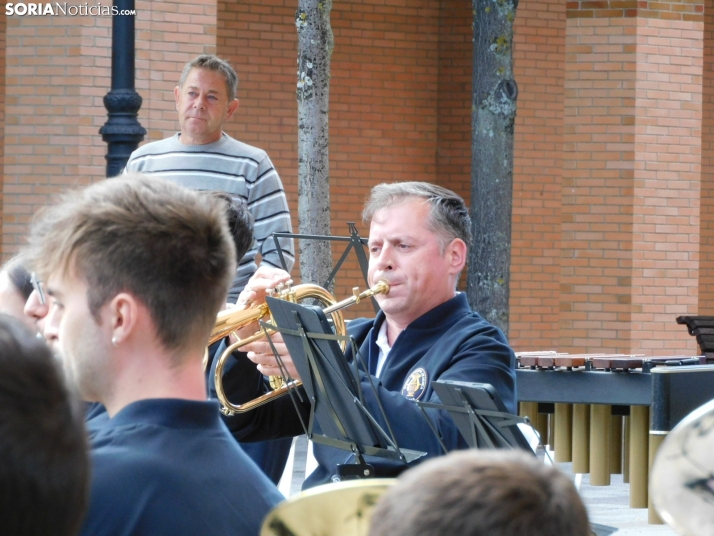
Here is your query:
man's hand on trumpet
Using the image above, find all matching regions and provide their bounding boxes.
[236,266,292,307]
[223,266,294,342]
[232,266,300,380]
[242,336,300,380]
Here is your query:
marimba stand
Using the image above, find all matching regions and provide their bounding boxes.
[516,354,714,523]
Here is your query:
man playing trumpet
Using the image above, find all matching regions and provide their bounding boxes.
[215,181,517,487]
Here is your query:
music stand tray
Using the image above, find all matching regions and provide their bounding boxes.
[421,380,533,451]
[265,297,425,475]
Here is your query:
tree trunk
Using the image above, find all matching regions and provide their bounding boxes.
[296,0,334,288]
[466,0,518,335]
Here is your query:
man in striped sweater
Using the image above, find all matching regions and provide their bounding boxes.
[125,54,295,303]
[125,54,295,484]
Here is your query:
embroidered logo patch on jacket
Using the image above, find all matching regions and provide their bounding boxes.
[401,368,428,400]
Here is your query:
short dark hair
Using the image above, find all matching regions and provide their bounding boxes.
[178,54,238,101]
[363,182,472,252]
[2,254,33,301]
[208,192,255,261]
[27,174,237,357]
[0,314,89,536]
[369,450,590,536]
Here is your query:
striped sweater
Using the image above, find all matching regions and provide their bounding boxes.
[125,133,295,302]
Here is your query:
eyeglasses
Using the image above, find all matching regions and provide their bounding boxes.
[30,273,45,306]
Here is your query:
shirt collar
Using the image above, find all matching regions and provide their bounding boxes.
[108,398,222,430]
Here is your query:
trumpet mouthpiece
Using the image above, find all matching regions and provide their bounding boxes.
[374,280,390,295]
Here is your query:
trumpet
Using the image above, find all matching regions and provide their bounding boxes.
[211,280,390,416]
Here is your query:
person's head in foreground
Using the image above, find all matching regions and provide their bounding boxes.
[369,449,591,536]
[0,314,89,536]
[25,173,236,413]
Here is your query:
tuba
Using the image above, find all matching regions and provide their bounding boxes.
[210,280,390,415]
[650,398,714,535]
[260,479,396,536]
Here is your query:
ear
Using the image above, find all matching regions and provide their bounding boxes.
[226,98,239,120]
[446,238,467,275]
[107,292,139,346]
[174,86,180,110]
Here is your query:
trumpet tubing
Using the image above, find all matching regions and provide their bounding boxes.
[212,280,390,416]
[210,303,270,346]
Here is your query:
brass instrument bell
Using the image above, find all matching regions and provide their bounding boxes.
[260,479,396,536]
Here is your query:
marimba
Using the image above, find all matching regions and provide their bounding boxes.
[515,352,714,523]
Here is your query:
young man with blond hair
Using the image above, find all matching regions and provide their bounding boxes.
[28,174,282,536]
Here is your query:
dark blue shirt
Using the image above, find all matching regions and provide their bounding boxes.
[81,398,283,536]
[306,292,517,486]
[84,401,109,435]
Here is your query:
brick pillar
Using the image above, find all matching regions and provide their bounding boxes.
[631,11,702,353]
[700,0,714,312]
[561,1,702,354]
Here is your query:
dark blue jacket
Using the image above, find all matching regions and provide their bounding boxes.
[215,293,516,488]
[81,399,283,536]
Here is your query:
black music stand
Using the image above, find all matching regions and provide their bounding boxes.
[271,223,380,313]
[418,380,534,452]
[264,296,425,480]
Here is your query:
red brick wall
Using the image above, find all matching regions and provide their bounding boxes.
[3,13,113,256]
[216,0,299,280]
[509,0,566,352]
[1,2,218,257]
[135,0,218,141]
[437,0,471,202]
[217,0,442,317]
[0,0,710,354]
[321,0,441,316]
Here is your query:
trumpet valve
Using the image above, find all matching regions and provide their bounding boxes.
[273,280,296,301]
[352,286,361,303]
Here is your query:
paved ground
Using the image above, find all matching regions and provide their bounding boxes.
[560,462,678,536]
[278,440,681,535]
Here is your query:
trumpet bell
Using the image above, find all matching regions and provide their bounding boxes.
[260,479,396,536]
[213,280,389,415]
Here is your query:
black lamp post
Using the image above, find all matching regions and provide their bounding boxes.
[100,0,146,178]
